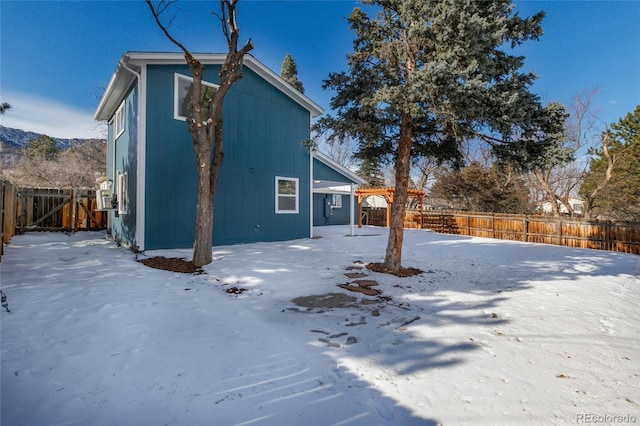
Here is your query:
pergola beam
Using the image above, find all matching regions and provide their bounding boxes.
[355,187,426,228]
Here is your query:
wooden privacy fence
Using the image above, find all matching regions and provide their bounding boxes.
[363,207,640,255]
[1,180,107,260]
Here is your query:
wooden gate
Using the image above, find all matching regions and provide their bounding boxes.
[16,187,106,232]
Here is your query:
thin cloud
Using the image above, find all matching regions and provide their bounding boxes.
[0,91,106,139]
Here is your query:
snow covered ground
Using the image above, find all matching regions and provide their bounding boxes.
[1,226,639,426]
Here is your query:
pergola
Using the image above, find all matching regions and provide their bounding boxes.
[355,187,425,228]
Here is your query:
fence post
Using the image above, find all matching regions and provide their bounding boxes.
[71,189,77,232]
[558,217,563,246]
[492,213,496,239]
[0,181,4,259]
[466,214,470,236]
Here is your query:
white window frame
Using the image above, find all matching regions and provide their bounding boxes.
[332,194,343,208]
[275,176,299,214]
[174,73,219,121]
[117,172,128,215]
[114,102,125,139]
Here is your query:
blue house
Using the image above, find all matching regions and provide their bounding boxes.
[94,52,364,251]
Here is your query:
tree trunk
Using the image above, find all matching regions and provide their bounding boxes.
[534,170,561,216]
[146,1,253,267]
[186,57,215,267]
[382,113,413,273]
[582,131,615,221]
[193,140,214,266]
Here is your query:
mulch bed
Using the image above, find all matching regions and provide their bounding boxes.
[366,262,423,277]
[138,256,204,274]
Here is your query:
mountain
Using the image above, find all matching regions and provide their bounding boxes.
[0,125,102,150]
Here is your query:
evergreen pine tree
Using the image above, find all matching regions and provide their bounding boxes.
[280,54,304,94]
[316,0,552,274]
[357,157,386,187]
[26,135,60,160]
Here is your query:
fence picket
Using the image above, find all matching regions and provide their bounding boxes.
[0,181,107,260]
[362,207,640,255]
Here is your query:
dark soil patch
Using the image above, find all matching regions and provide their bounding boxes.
[138,256,204,274]
[225,286,247,294]
[291,293,378,310]
[366,262,423,277]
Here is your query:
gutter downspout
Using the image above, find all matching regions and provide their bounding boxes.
[120,57,146,251]
[309,146,314,239]
[350,183,355,236]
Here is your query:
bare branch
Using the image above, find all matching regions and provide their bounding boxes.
[145,0,192,57]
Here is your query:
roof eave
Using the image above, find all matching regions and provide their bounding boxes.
[313,151,366,185]
[94,53,139,121]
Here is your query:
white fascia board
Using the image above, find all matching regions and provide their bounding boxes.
[94,54,138,121]
[313,183,353,194]
[313,151,367,185]
[136,64,147,251]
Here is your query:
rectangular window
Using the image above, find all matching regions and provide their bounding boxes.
[117,172,128,215]
[174,73,219,121]
[275,176,299,214]
[332,194,343,208]
[114,102,125,139]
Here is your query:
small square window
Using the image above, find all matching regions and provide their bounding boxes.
[174,73,219,121]
[114,102,125,139]
[117,172,128,215]
[275,176,299,214]
[332,194,342,208]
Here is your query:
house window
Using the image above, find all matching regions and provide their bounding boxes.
[573,203,584,214]
[117,172,128,215]
[332,194,343,208]
[275,176,299,214]
[114,102,125,139]
[174,73,219,121]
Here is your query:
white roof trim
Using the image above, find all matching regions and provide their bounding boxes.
[313,150,366,185]
[95,52,324,121]
[313,182,353,194]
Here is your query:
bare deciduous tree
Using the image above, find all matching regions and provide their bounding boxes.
[146,0,253,266]
[1,140,106,188]
[528,90,606,216]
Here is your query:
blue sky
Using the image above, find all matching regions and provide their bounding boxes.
[1,0,638,139]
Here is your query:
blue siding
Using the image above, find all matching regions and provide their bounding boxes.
[143,64,311,249]
[109,85,138,249]
[313,193,352,226]
[314,158,353,182]
[312,158,357,226]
